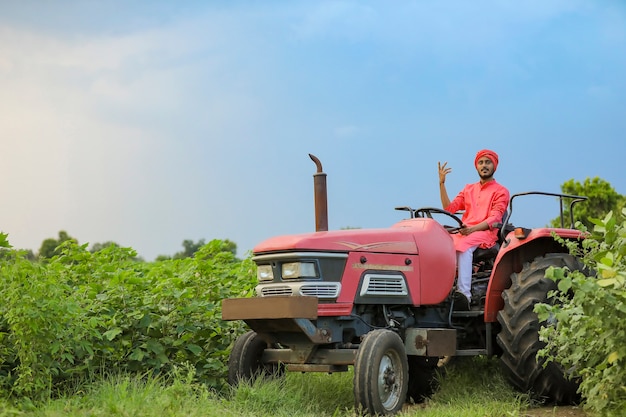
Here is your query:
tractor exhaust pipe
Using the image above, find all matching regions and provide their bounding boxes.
[309,154,328,232]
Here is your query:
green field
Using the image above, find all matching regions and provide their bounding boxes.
[1,356,589,417]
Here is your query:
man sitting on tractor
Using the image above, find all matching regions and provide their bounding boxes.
[438,149,509,310]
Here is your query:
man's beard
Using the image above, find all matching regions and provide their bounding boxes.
[479,170,493,180]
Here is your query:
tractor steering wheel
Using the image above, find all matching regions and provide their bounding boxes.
[414,207,465,233]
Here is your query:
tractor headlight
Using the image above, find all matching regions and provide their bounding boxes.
[281,262,318,279]
[257,264,274,282]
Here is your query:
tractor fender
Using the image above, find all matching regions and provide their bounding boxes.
[483,227,584,322]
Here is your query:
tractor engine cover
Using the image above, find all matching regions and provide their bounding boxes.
[253,217,456,307]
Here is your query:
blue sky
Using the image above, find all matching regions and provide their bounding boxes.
[1,1,625,260]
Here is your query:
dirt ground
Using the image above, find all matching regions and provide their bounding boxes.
[523,406,589,417]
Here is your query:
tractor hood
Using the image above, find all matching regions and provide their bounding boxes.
[253,218,448,255]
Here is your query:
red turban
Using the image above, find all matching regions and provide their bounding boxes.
[475,149,499,172]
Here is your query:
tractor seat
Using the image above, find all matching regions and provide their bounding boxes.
[473,244,500,263]
[472,218,512,263]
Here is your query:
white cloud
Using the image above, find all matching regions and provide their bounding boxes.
[0,6,286,257]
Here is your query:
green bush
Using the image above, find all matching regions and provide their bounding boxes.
[0,239,255,402]
[536,209,626,415]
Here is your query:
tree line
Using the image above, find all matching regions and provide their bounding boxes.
[27,234,237,261]
[14,232,238,262]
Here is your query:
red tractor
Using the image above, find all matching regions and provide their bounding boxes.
[222,155,587,415]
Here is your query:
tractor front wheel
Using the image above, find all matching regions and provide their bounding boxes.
[227,330,284,386]
[354,329,409,415]
[497,254,582,404]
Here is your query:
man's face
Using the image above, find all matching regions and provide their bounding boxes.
[476,156,495,180]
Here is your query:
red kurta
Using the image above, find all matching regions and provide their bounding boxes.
[445,179,510,251]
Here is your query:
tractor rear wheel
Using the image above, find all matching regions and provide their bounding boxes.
[227,330,284,386]
[354,329,408,415]
[497,254,582,404]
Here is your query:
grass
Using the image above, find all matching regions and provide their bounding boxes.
[0,357,548,417]
[405,357,530,417]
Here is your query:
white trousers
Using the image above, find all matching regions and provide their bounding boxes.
[457,246,478,301]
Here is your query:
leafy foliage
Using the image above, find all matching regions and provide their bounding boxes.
[155,239,237,261]
[89,241,120,253]
[37,230,77,259]
[0,239,255,402]
[536,209,626,415]
[0,232,12,250]
[550,177,625,230]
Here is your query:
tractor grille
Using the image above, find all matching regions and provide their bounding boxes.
[257,282,340,299]
[360,274,408,296]
[260,285,292,296]
[300,283,340,298]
